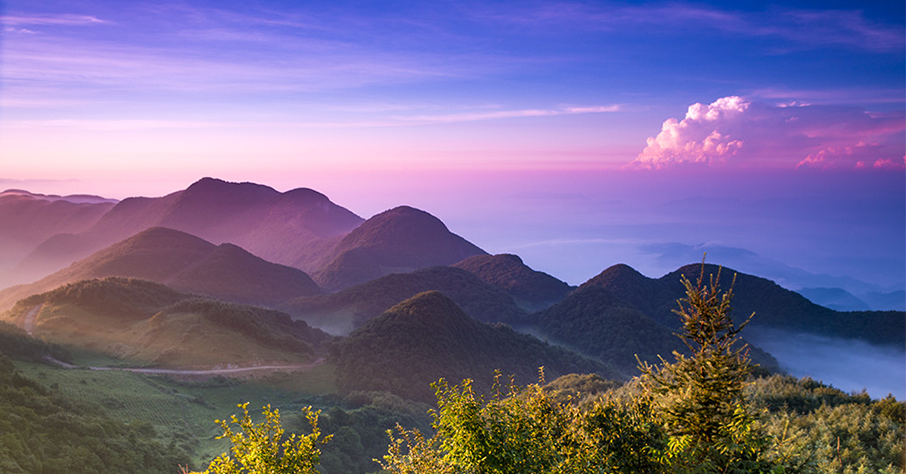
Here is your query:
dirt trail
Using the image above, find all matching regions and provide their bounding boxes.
[23,304,43,335]
[44,357,327,376]
[90,358,326,375]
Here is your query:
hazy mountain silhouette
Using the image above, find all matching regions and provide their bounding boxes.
[313,206,487,290]
[453,254,573,311]
[281,266,526,335]
[531,267,780,374]
[0,227,321,311]
[798,287,871,311]
[4,277,328,367]
[13,178,363,283]
[0,190,116,286]
[586,263,904,346]
[334,291,621,402]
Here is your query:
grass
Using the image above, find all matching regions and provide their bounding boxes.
[15,359,340,468]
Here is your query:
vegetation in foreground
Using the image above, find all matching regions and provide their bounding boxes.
[191,269,904,474]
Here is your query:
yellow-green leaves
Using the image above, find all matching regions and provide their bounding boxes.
[197,402,330,474]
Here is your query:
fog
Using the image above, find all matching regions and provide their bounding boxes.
[746,327,905,400]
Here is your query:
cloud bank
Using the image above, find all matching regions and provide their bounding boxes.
[629,96,905,170]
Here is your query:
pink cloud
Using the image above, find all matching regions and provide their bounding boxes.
[629,96,905,171]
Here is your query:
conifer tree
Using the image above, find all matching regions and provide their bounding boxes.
[639,265,772,473]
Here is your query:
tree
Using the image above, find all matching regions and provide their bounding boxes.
[190,403,330,474]
[638,265,773,473]
[379,371,665,474]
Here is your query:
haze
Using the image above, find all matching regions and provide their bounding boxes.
[1,1,903,395]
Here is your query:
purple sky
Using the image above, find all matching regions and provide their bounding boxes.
[1,0,903,290]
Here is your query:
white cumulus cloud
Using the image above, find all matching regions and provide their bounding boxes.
[629,96,905,171]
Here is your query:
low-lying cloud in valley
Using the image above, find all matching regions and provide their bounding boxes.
[747,327,906,399]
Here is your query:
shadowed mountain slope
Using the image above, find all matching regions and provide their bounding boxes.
[281,266,526,335]
[595,263,904,346]
[0,227,321,311]
[453,254,573,311]
[532,285,688,374]
[313,206,487,290]
[2,277,330,368]
[335,291,622,403]
[14,178,364,281]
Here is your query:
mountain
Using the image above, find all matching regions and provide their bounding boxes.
[0,227,322,311]
[12,178,364,283]
[334,291,621,402]
[0,189,116,285]
[3,277,329,368]
[798,287,871,311]
[453,254,573,311]
[581,263,905,346]
[532,284,689,374]
[313,206,487,290]
[281,266,527,335]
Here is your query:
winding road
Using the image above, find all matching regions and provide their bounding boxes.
[23,304,43,335]
[86,358,326,375]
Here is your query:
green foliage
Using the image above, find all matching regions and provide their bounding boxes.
[533,286,687,373]
[335,291,616,403]
[639,267,773,473]
[194,403,330,474]
[0,320,71,362]
[166,298,324,355]
[380,371,666,474]
[750,375,906,473]
[0,354,191,474]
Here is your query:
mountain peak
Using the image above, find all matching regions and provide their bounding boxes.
[582,263,651,290]
[454,253,571,310]
[315,205,487,290]
[181,177,279,203]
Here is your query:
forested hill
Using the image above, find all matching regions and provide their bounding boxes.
[4,277,330,368]
[281,265,527,335]
[453,253,573,311]
[586,263,905,346]
[334,291,621,403]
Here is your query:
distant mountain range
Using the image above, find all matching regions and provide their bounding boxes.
[2,178,363,287]
[0,189,116,283]
[0,227,322,311]
[0,177,901,401]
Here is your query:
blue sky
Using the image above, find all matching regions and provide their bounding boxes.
[1,0,904,291]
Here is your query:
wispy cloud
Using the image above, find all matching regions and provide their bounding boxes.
[1,14,107,26]
[393,105,620,124]
[471,2,904,53]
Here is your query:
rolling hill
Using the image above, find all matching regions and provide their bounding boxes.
[0,227,322,311]
[313,206,487,290]
[453,253,573,311]
[3,277,329,368]
[594,263,905,346]
[13,178,364,282]
[281,265,527,335]
[334,291,622,402]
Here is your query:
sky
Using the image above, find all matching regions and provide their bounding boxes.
[1,0,904,292]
